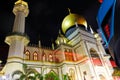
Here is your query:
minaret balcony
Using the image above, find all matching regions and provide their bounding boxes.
[5,32,29,46]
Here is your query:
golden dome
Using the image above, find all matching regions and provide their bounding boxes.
[55,31,68,45]
[62,13,87,34]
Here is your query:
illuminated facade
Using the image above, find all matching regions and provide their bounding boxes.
[0,0,114,80]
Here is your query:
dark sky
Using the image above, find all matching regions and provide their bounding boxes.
[0,0,101,63]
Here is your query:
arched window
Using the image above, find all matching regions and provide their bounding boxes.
[64,48,69,61]
[89,48,102,66]
[69,68,75,80]
[90,48,99,57]
[83,71,87,80]
[48,54,53,62]
[64,48,73,61]
[33,52,38,60]
[42,50,46,62]
[99,74,106,80]
[25,50,30,60]
[42,54,46,62]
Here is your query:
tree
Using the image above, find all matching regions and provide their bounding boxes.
[63,73,70,80]
[35,73,43,80]
[12,70,23,80]
[12,64,43,80]
[45,71,59,80]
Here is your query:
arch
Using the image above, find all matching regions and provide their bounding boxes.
[42,50,46,62]
[69,68,75,80]
[89,48,102,66]
[99,74,106,80]
[33,51,38,60]
[12,70,23,80]
[89,48,99,57]
[48,54,53,62]
[83,71,87,80]
[27,68,38,76]
[25,50,30,60]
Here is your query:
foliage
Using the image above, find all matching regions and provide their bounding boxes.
[12,70,23,80]
[63,74,70,80]
[35,73,43,80]
[12,64,64,80]
[45,71,59,80]
[112,67,120,76]
[12,64,43,80]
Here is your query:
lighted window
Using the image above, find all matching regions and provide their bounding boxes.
[90,48,102,66]
[65,52,69,61]
[33,52,38,60]
[48,54,53,62]
[42,54,46,62]
[25,50,30,60]
[69,68,75,80]
[90,48,99,57]
[64,48,73,61]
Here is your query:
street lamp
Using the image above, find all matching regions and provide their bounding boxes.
[0,60,2,64]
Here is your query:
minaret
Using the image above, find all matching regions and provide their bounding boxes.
[3,0,29,76]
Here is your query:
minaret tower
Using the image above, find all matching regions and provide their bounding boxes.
[3,0,29,76]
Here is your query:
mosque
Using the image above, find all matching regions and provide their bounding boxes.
[0,0,115,80]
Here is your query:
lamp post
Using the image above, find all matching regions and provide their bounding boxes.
[0,60,2,68]
[0,60,2,64]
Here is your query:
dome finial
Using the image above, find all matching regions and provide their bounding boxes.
[18,0,22,2]
[16,0,22,4]
[68,8,71,14]
[15,0,28,7]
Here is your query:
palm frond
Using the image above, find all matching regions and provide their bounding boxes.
[12,70,23,78]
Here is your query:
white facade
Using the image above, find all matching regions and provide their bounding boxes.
[0,0,114,80]
[20,27,113,80]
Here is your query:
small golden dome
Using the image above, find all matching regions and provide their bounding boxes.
[62,13,87,34]
[55,31,68,45]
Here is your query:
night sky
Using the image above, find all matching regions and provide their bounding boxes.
[0,0,100,63]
